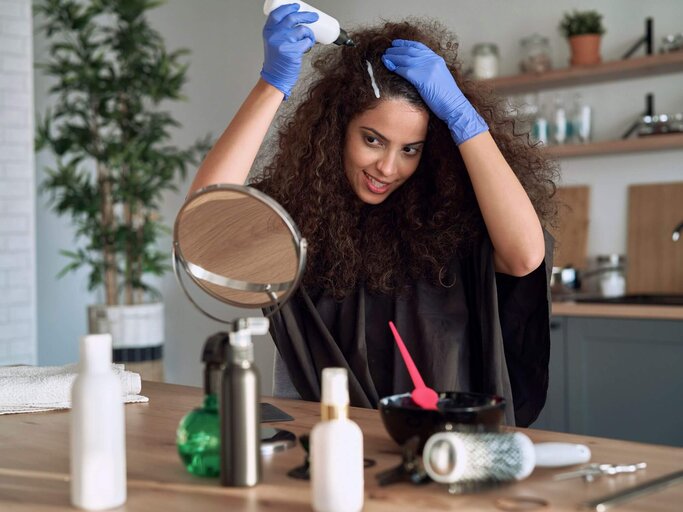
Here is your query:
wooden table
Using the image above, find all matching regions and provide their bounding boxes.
[1,382,682,511]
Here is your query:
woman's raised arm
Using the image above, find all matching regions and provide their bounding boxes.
[382,40,544,276]
[188,79,285,193]
[187,4,317,195]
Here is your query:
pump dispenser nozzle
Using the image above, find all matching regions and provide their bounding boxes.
[321,368,350,421]
[230,318,269,348]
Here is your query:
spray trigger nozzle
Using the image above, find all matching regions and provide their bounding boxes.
[229,318,270,347]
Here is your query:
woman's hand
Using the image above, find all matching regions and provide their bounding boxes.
[384,40,543,275]
[261,3,318,100]
[382,39,488,145]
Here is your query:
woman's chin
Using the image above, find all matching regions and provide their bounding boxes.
[358,193,388,205]
[355,185,392,205]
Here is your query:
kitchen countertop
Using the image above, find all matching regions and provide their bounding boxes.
[552,301,683,320]
[1,381,683,511]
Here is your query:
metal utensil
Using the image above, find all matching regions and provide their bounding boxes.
[581,468,683,511]
[554,462,647,482]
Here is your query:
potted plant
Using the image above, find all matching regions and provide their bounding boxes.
[35,0,210,379]
[559,9,606,66]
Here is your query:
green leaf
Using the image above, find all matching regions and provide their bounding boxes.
[35,0,210,304]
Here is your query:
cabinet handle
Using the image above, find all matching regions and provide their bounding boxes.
[550,321,562,330]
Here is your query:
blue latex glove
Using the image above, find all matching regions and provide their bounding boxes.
[382,39,488,145]
[261,3,318,100]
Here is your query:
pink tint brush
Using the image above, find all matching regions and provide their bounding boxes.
[388,321,439,411]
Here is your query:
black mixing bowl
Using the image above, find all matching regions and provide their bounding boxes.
[378,391,506,448]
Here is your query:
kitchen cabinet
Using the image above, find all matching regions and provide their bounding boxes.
[483,52,683,158]
[531,315,683,447]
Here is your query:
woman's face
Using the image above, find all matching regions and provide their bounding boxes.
[343,99,429,205]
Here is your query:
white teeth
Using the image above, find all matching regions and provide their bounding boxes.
[365,172,388,188]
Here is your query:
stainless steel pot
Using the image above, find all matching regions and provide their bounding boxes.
[550,266,581,294]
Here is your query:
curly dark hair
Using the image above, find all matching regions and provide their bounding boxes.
[253,18,558,299]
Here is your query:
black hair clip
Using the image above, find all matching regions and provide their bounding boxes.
[375,436,430,487]
[287,434,376,480]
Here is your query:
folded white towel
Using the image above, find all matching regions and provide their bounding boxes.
[0,363,149,415]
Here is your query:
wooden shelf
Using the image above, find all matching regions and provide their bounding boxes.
[484,51,683,95]
[544,133,683,159]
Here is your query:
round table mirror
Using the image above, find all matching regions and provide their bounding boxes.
[173,184,307,320]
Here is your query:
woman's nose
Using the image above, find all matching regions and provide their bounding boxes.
[375,152,398,177]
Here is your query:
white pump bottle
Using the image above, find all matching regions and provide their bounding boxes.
[310,368,364,512]
[70,334,126,510]
[263,0,354,46]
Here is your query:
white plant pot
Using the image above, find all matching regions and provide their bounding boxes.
[88,302,164,350]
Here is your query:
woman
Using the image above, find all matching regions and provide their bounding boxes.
[188,5,558,426]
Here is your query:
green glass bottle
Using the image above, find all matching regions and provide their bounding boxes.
[176,332,229,477]
[177,393,220,476]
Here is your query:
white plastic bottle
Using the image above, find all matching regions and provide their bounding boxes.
[310,368,364,512]
[71,334,126,510]
[263,0,354,46]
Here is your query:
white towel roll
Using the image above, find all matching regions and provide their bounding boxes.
[0,363,148,414]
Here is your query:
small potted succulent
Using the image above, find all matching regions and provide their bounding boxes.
[559,10,606,66]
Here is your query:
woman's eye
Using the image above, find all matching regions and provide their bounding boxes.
[364,135,381,146]
[403,146,420,156]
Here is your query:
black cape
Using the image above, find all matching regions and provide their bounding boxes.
[267,231,553,427]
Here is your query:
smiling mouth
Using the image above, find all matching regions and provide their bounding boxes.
[363,171,391,192]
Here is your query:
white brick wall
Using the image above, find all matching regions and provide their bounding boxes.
[0,0,36,365]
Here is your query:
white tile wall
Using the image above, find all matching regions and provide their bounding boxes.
[0,0,36,365]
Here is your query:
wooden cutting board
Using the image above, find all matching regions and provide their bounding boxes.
[551,185,590,269]
[627,182,683,294]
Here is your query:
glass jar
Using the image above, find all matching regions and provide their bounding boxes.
[472,43,499,80]
[660,33,683,53]
[519,34,552,73]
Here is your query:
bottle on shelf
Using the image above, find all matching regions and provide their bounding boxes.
[570,93,593,143]
[551,95,568,145]
[507,93,536,135]
[530,94,549,145]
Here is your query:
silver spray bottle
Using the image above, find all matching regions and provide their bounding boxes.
[220,317,270,487]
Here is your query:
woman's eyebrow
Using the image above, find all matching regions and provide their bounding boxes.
[360,126,425,146]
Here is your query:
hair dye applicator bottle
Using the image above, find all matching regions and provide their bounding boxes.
[263,0,355,46]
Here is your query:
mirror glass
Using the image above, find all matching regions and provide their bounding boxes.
[173,184,307,312]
